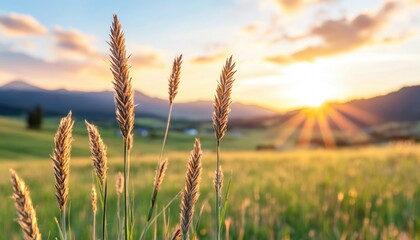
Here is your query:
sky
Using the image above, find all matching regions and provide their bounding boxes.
[1,0,420,111]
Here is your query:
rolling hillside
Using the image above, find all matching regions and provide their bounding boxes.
[0,80,277,120]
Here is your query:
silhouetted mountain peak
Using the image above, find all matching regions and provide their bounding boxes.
[0,80,45,92]
[0,80,278,120]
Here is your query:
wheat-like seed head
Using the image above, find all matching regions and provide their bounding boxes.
[170,227,182,240]
[180,138,202,239]
[154,159,168,192]
[213,56,236,142]
[116,172,124,197]
[214,165,224,194]
[10,169,41,240]
[91,185,97,215]
[168,55,183,104]
[51,111,74,212]
[109,14,135,149]
[147,159,169,221]
[85,120,108,185]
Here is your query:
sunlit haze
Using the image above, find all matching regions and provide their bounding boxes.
[1,0,420,111]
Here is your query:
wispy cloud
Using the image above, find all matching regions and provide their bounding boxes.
[0,50,83,79]
[130,45,166,68]
[266,1,401,64]
[242,23,261,33]
[52,27,98,59]
[272,0,331,13]
[190,51,228,64]
[0,12,47,36]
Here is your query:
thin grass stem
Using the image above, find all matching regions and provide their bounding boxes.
[102,180,108,240]
[215,142,221,240]
[124,141,130,240]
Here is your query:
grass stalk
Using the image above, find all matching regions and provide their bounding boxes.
[124,140,130,240]
[102,181,108,240]
[159,103,173,163]
[92,185,97,240]
[61,208,67,240]
[147,55,182,223]
[140,191,181,240]
[215,142,221,240]
[212,56,235,240]
[117,193,121,239]
[146,104,172,223]
[116,172,123,239]
[93,213,96,240]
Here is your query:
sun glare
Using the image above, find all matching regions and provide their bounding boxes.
[289,83,335,108]
[302,90,328,108]
[281,63,340,109]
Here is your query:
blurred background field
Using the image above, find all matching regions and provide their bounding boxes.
[3,1,420,239]
[0,116,419,239]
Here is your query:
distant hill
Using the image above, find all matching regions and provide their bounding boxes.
[336,86,420,124]
[0,80,46,91]
[0,80,277,120]
[231,85,420,129]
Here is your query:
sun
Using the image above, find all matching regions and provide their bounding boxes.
[303,92,328,108]
[289,83,335,108]
[280,63,340,109]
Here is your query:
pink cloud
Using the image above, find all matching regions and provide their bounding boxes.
[266,1,401,64]
[0,12,47,36]
[52,28,99,59]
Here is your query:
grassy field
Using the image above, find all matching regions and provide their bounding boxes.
[0,117,419,239]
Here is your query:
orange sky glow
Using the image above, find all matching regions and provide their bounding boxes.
[1,0,420,111]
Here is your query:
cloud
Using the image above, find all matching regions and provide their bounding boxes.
[0,50,84,79]
[266,1,400,64]
[52,28,166,69]
[242,23,261,33]
[274,0,330,13]
[53,27,99,59]
[0,12,47,36]
[130,45,166,68]
[190,51,228,64]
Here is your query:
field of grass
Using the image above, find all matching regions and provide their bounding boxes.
[0,117,419,239]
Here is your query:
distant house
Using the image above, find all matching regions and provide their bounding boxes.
[184,128,198,136]
[116,128,149,137]
[230,129,243,137]
[138,128,149,137]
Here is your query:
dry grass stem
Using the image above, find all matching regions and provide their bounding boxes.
[51,111,74,211]
[147,159,168,221]
[10,169,41,240]
[148,159,168,220]
[116,172,124,197]
[170,227,182,240]
[85,121,108,184]
[213,56,235,240]
[92,185,97,215]
[109,14,134,240]
[109,14,135,149]
[180,138,202,239]
[213,56,236,142]
[214,165,224,194]
[91,185,97,240]
[154,159,168,195]
[168,55,183,104]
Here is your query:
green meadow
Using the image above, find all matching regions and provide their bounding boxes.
[0,117,419,239]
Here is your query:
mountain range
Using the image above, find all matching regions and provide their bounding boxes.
[232,85,420,129]
[2,80,420,126]
[0,80,277,120]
